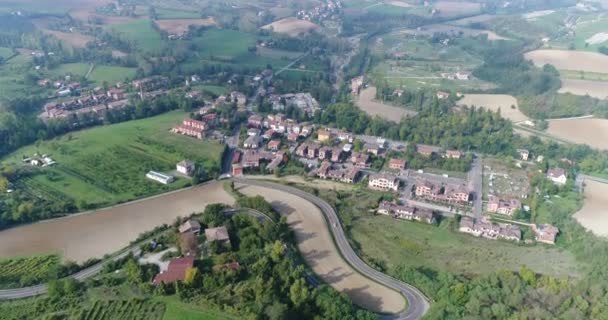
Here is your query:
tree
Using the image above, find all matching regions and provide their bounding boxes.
[265,302,288,320]
[0,176,8,192]
[270,240,286,262]
[289,278,310,306]
[124,257,143,284]
[184,267,200,286]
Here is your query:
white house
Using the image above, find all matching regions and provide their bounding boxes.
[368,173,400,192]
[176,160,195,176]
[547,168,567,185]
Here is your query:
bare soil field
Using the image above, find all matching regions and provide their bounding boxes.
[155,18,216,35]
[547,118,608,149]
[575,180,608,236]
[262,17,321,37]
[400,24,507,40]
[356,87,417,121]
[525,50,608,74]
[236,184,406,314]
[0,182,234,263]
[41,29,94,48]
[558,79,608,99]
[69,8,143,25]
[457,94,528,122]
[434,1,482,17]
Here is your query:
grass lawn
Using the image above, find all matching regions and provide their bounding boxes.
[351,215,581,277]
[3,111,225,207]
[192,29,255,59]
[0,47,14,59]
[0,53,39,99]
[48,62,90,77]
[194,84,230,96]
[156,296,237,320]
[155,8,201,19]
[88,65,137,85]
[112,19,164,53]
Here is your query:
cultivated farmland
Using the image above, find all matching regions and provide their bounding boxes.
[558,79,608,99]
[547,118,608,150]
[155,18,216,35]
[356,87,417,121]
[433,1,482,17]
[80,299,165,320]
[111,19,164,53]
[457,94,528,122]
[525,49,608,74]
[0,254,60,289]
[575,180,608,237]
[236,183,407,314]
[262,17,321,37]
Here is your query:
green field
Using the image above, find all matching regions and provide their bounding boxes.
[193,29,256,59]
[88,65,137,85]
[0,53,37,99]
[48,62,90,78]
[112,19,164,53]
[0,47,14,60]
[155,7,201,19]
[3,111,225,207]
[194,84,230,96]
[351,215,581,277]
[156,296,237,320]
[0,254,60,289]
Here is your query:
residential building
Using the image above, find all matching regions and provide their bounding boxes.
[366,143,381,156]
[171,118,207,139]
[351,76,363,95]
[517,149,530,161]
[317,129,333,142]
[152,256,195,285]
[317,160,332,179]
[368,173,400,192]
[248,114,263,128]
[534,224,559,244]
[232,163,243,177]
[455,71,471,80]
[295,143,309,157]
[547,168,567,185]
[416,144,441,157]
[242,150,261,168]
[205,226,231,245]
[445,149,462,159]
[331,147,343,162]
[498,224,521,242]
[458,217,482,236]
[268,140,281,152]
[351,152,370,168]
[388,158,406,170]
[413,209,436,224]
[458,217,520,242]
[243,135,262,149]
[247,128,261,137]
[487,196,521,216]
[146,171,174,184]
[318,146,332,160]
[436,91,450,99]
[179,219,201,234]
[287,132,299,142]
[176,160,195,176]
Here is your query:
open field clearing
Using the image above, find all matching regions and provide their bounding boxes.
[356,87,417,121]
[448,14,496,26]
[352,216,580,277]
[155,18,216,35]
[525,49,608,74]
[2,111,224,207]
[522,10,554,20]
[400,24,507,40]
[156,296,238,320]
[154,7,202,20]
[256,46,303,59]
[433,1,481,17]
[0,181,233,263]
[575,180,608,237]
[547,118,608,150]
[457,94,528,122]
[42,29,94,48]
[0,47,13,59]
[560,69,608,81]
[558,79,608,99]
[88,65,137,85]
[262,17,321,37]
[236,184,407,314]
[111,19,164,53]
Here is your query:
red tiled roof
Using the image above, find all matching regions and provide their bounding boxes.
[152,256,195,285]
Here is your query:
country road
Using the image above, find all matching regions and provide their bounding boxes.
[0,179,430,319]
[235,179,430,320]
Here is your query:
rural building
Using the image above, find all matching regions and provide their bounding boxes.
[152,256,195,285]
[455,71,471,80]
[248,114,263,128]
[368,173,400,192]
[247,128,261,136]
[416,144,441,157]
[459,217,520,242]
[243,136,262,149]
[376,201,436,224]
[242,150,262,168]
[487,196,521,216]
[179,219,201,234]
[534,224,559,244]
[436,91,450,99]
[366,143,381,156]
[172,118,207,139]
[445,149,462,159]
[331,147,343,162]
[205,226,231,245]
[388,158,406,170]
[146,171,174,185]
[176,160,195,176]
[318,146,332,160]
[547,168,567,185]
[317,129,333,142]
[517,149,530,161]
[351,152,370,168]
[232,163,243,177]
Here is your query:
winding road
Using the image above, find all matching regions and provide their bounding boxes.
[0,179,429,319]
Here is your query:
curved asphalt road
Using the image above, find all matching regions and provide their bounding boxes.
[235,178,430,320]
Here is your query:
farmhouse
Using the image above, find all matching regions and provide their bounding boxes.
[534,224,559,245]
[445,149,462,159]
[547,168,567,185]
[179,219,201,235]
[436,91,450,99]
[152,256,195,285]
[205,226,231,245]
[368,173,400,192]
[176,160,195,176]
[146,171,174,185]
[389,158,407,170]
[248,114,263,128]
[455,71,472,80]
[487,196,521,216]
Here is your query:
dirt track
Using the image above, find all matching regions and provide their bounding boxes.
[236,184,407,314]
[0,182,234,263]
[575,180,608,236]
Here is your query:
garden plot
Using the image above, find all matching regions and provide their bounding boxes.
[483,158,531,200]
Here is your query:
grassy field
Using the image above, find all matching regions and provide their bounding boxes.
[0,53,38,99]
[0,254,60,289]
[2,111,224,207]
[351,215,581,277]
[48,62,90,78]
[156,296,237,320]
[112,19,164,53]
[193,84,229,96]
[560,69,608,81]
[88,65,137,85]
[155,7,201,19]
[0,47,14,60]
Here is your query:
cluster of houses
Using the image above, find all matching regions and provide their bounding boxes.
[40,86,128,120]
[459,216,559,244]
[152,220,237,285]
[296,0,342,22]
[267,93,320,115]
[22,154,56,167]
[440,71,472,81]
[377,201,437,224]
[414,179,471,205]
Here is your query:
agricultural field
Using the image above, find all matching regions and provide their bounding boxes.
[0,254,60,289]
[556,12,608,51]
[111,19,164,53]
[47,62,91,78]
[80,299,165,320]
[525,49,608,74]
[88,65,137,86]
[400,23,508,41]
[262,17,321,37]
[355,86,417,121]
[155,18,216,35]
[38,29,94,48]
[575,180,608,237]
[0,53,39,99]
[547,118,608,150]
[457,94,528,123]
[154,7,202,19]
[2,111,225,208]
[351,215,580,277]
[157,296,238,320]
[558,79,608,100]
